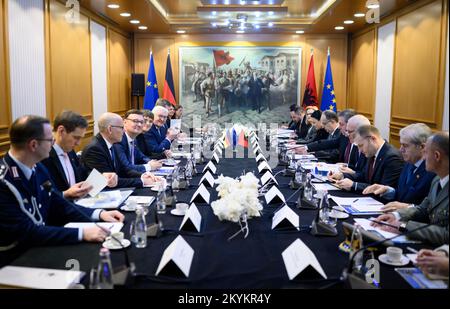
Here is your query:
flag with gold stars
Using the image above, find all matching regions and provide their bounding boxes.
[320,50,337,112]
[143,51,159,110]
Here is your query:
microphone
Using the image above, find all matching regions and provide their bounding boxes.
[310,192,338,236]
[341,221,435,288]
[42,181,135,286]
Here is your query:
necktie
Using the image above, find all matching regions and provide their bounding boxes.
[344,143,352,163]
[130,140,135,165]
[405,164,415,185]
[110,147,116,169]
[367,156,376,181]
[436,183,442,197]
[62,152,76,186]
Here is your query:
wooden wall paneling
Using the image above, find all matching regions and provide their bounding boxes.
[47,0,94,148]
[390,0,447,145]
[0,0,11,155]
[108,28,131,116]
[348,29,377,121]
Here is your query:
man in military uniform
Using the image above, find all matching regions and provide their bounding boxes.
[0,115,124,266]
[372,132,449,245]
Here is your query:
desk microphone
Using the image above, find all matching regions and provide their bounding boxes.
[310,193,338,236]
[42,181,135,286]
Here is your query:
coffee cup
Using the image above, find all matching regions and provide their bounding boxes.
[386,246,403,263]
[106,232,124,247]
[175,203,189,214]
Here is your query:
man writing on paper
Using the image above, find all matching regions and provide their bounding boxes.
[0,116,124,266]
[41,111,118,199]
[362,123,435,211]
[371,132,449,245]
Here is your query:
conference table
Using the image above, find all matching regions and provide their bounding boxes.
[10,154,419,289]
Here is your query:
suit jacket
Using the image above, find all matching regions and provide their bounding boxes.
[146,125,172,154]
[349,148,367,173]
[349,142,404,192]
[393,161,436,204]
[81,134,143,188]
[41,148,87,193]
[136,133,166,160]
[0,154,95,266]
[296,125,317,144]
[306,128,343,163]
[297,127,328,144]
[398,176,448,245]
[115,133,150,174]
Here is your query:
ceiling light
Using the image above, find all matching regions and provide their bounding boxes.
[177,30,186,34]
[268,22,274,27]
[344,20,354,24]
[367,4,380,9]
[107,4,120,9]
[130,20,140,24]
[120,13,131,17]
[255,24,260,29]
[212,11,217,16]
[296,30,304,34]
[224,0,230,4]
[268,11,274,16]
[236,30,245,34]
[211,22,217,27]
[335,26,344,30]
[354,13,365,17]
[240,1,247,5]
[138,26,148,30]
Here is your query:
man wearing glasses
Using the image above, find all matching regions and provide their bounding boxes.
[41,111,118,199]
[81,112,161,188]
[146,106,178,158]
[115,109,163,173]
[0,115,124,266]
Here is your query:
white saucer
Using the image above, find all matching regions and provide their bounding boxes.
[329,206,349,219]
[120,205,136,212]
[170,209,186,216]
[102,239,131,250]
[378,254,410,266]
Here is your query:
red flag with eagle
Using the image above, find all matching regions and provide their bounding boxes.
[213,50,234,67]
[302,52,318,108]
[162,51,177,106]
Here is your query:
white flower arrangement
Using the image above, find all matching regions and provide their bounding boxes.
[211,172,263,223]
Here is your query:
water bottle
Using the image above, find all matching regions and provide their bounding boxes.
[156,187,167,214]
[96,248,114,289]
[134,205,147,248]
[319,191,337,227]
[303,173,313,201]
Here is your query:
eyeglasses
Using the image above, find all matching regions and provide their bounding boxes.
[125,118,144,125]
[37,138,55,144]
[110,125,124,130]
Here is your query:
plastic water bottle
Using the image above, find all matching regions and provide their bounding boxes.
[96,248,114,289]
[134,206,147,248]
[303,173,313,201]
[319,191,337,227]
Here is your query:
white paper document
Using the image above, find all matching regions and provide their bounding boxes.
[0,266,85,289]
[199,171,215,187]
[126,196,155,205]
[282,238,327,280]
[75,190,133,209]
[83,168,107,197]
[153,166,176,176]
[202,161,217,174]
[64,222,123,234]
[179,203,202,232]
[190,184,210,204]
[264,186,285,204]
[155,235,194,278]
[272,205,299,230]
[353,218,412,243]
[170,119,181,131]
[312,183,340,191]
[330,196,384,212]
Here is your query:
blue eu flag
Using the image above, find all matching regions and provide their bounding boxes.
[143,52,159,110]
[320,51,337,112]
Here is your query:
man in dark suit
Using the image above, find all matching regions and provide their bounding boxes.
[288,106,310,139]
[115,109,162,174]
[363,123,435,209]
[81,112,161,188]
[335,125,404,192]
[41,111,118,199]
[372,132,449,245]
[0,116,123,266]
[298,110,355,163]
[145,106,178,157]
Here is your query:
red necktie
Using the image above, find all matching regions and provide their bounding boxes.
[367,157,375,181]
[344,143,352,163]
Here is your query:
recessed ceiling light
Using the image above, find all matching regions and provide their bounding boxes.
[212,11,217,16]
[107,4,120,9]
[224,0,230,4]
[296,30,304,34]
[177,30,186,34]
[354,13,365,17]
[344,20,354,24]
[138,26,148,30]
[268,22,274,27]
[367,4,380,9]
[120,13,131,17]
[236,30,245,34]
[254,24,260,29]
[211,22,217,27]
[130,20,140,24]
[268,11,274,16]
[240,1,246,5]
[335,26,344,30]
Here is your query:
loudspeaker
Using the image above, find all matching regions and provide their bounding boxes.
[131,73,145,96]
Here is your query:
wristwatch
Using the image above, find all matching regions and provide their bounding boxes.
[398,222,408,233]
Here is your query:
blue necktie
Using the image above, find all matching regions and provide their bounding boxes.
[110,147,116,169]
[405,164,415,184]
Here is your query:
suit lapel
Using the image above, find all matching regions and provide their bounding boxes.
[433,181,448,208]
[372,144,388,181]
[50,147,70,187]
[97,134,115,169]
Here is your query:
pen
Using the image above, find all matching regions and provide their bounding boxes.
[353,198,359,203]
[368,219,399,229]
[407,247,419,254]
